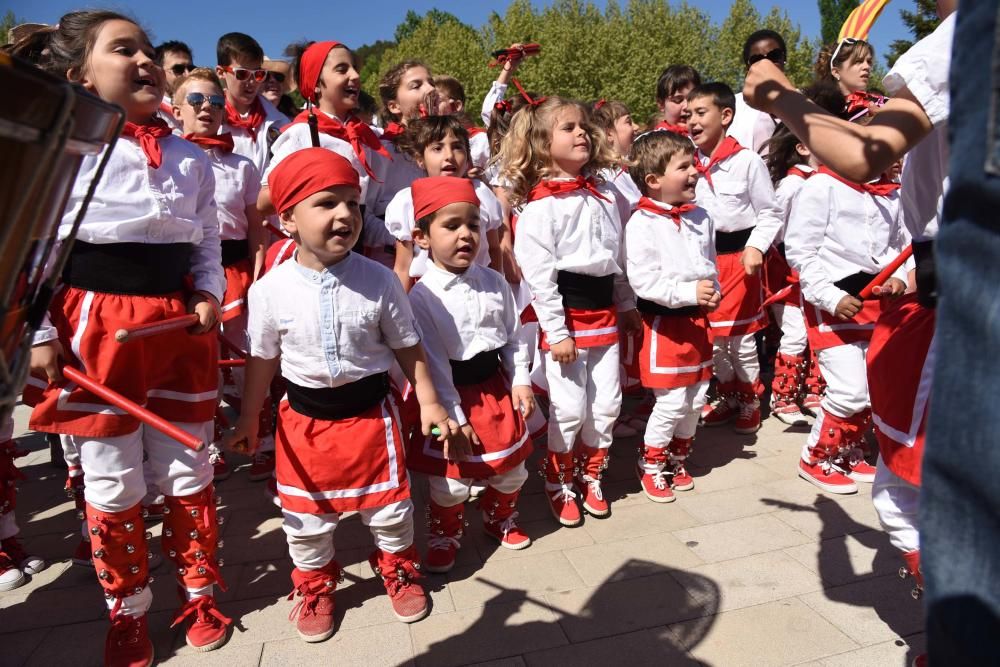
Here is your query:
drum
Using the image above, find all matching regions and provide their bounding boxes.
[0,52,125,424]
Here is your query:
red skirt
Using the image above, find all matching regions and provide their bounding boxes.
[764,249,801,306]
[802,295,881,351]
[638,312,714,389]
[29,287,218,438]
[407,371,532,479]
[221,259,253,323]
[539,306,618,350]
[707,253,767,337]
[275,396,410,514]
[867,294,935,487]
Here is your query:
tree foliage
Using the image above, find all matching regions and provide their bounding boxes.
[2,10,21,45]
[360,0,822,125]
[817,0,858,45]
[885,0,940,67]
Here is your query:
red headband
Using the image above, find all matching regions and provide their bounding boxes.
[269,147,360,214]
[411,176,480,220]
[298,41,344,103]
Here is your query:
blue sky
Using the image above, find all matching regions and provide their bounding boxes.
[8,0,911,68]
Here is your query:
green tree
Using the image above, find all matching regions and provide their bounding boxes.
[2,10,21,45]
[817,0,858,45]
[884,0,940,67]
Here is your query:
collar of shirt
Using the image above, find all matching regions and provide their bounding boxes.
[290,251,356,283]
[423,260,479,290]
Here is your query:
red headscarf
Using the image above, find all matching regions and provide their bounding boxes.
[298,41,344,103]
[269,148,360,214]
[411,176,480,220]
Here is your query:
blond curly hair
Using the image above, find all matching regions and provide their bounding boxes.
[495,96,620,207]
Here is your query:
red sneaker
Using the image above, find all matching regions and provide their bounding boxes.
[480,487,531,550]
[288,563,340,643]
[798,458,857,494]
[575,446,611,518]
[734,398,761,434]
[1,536,45,575]
[424,502,464,573]
[670,463,695,491]
[0,548,24,592]
[248,451,275,482]
[542,452,582,526]
[171,594,231,652]
[72,536,93,568]
[369,547,428,623]
[702,398,738,426]
[105,612,154,667]
[841,447,877,483]
[636,447,675,504]
[209,448,230,482]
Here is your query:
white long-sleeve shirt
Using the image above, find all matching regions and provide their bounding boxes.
[625,200,718,308]
[773,166,814,245]
[694,147,783,253]
[384,180,502,277]
[204,148,260,241]
[785,172,908,315]
[481,81,508,126]
[728,94,777,155]
[883,12,956,242]
[408,262,531,423]
[601,167,642,212]
[248,252,420,388]
[222,95,288,176]
[513,181,635,343]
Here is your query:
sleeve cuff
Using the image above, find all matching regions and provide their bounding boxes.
[447,403,468,425]
[32,327,58,346]
[511,366,531,388]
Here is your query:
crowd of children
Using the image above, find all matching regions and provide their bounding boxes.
[0,6,957,665]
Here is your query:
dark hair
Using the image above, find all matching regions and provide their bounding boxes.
[358,90,378,118]
[10,10,140,77]
[688,82,736,113]
[285,40,356,104]
[217,32,263,68]
[400,115,470,164]
[655,64,702,104]
[814,39,874,85]
[743,30,787,65]
[486,93,536,156]
[154,40,191,66]
[591,99,631,132]
[435,75,466,105]
[804,81,851,118]
[764,125,807,185]
[378,60,430,124]
[628,130,695,196]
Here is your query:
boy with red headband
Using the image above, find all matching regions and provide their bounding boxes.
[227,148,458,642]
[405,176,535,572]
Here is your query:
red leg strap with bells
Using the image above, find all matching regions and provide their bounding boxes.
[574,445,610,481]
[371,545,423,597]
[86,503,150,601]
[288,561,342,621]
[162,486,226,592]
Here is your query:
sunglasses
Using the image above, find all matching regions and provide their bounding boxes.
[185,92,226,111]
[222,65,267,82]
[830,38,860,72]
[747,48,786,67]
[264,71,286,84]
[169,63,195,76]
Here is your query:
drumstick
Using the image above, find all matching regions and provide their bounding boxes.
[266,222,286,239]
[860,245,913,299]
[219,359,246,367]
[61,366,204,452]
[115,314,199,343]
[760,284,795,311]
[217,334,247,359]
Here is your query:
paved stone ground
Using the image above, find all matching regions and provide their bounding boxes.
[0,398,925,666]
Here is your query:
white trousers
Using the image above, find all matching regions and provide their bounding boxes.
[772,303,808,357]
[427,463,529,508]
[712,334,759,384]
[66,421,214,512]
[282,500,414,571]
[804,342,870,455]
[872,458,920,552]
[643,381,710,447]
[545,343,621,453]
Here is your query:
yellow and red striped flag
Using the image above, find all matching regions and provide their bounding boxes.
[838,0,892,41]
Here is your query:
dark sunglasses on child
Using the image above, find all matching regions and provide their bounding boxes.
[169,63,196,76]
[746,48,786,66]
[222,65,268,82]
[186,92,226,110]
[265,71,286,83]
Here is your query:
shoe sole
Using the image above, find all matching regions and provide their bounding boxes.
[0,571,26,591]
[548,503,582,527]
[733,424,761,434]
[640,490,676,503]
[773,412,810,426]
[187,632,228,652]
[484,530,532,550]
[581,503,610,518]
[298,627,335,643]
[672,481,694,492]
[848,473,876,483]
[394,605,430,623]
[424,562,455,574]
[797,469,857,494]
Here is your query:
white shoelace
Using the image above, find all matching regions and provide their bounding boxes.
[548,483,576,503]
[581,474,604,501]
[641,463,669,490]
[497,512,520,536]
[738,400,757,420]
[847,447,866,467]
[427,535,461,551]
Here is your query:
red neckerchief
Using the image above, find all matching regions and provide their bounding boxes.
[465,124,486,137]
[635,196,696,228]
[818,166,901,197]
[695,135,745,189]
[527,176,611,203]
[787,166,813,180]
[122,117,172,169]
[654,120,689,135]
[225,97,265,142]
[380,121,406,143]
[285,111,390,178]
[183,132,235,153]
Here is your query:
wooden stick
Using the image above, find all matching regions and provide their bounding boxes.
[61,366,204,451]
[860,245,913,299]
[115,314,199,344]
[760,284,795,311]
[217,334,247,359]
[219,359,246,367]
